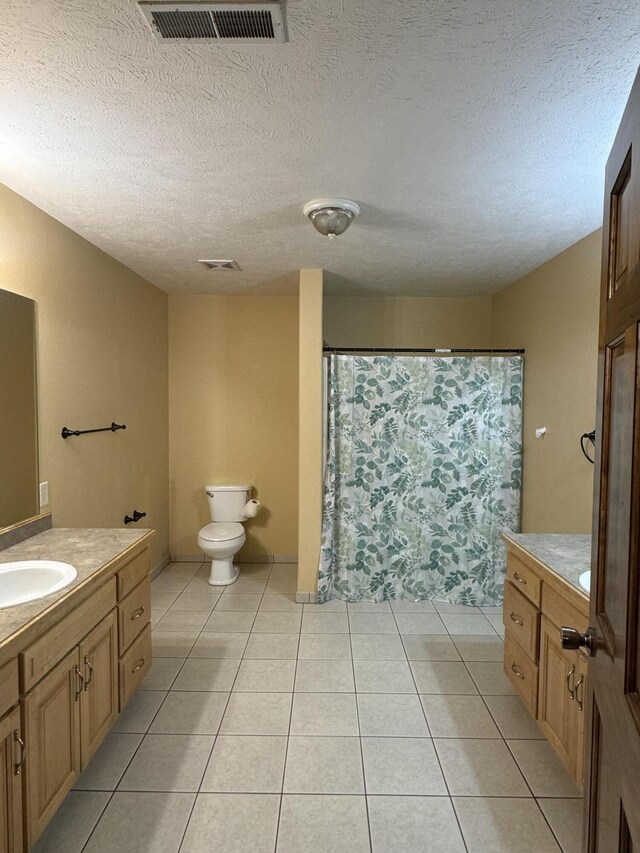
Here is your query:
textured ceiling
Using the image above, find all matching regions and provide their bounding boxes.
[0,1,639,295]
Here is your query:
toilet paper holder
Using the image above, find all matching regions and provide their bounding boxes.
[241,499,261,519]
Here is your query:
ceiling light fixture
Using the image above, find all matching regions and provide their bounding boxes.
[303,198,361,241]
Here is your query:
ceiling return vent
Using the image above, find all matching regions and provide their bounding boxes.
[138,2,287,43]
[198,259,242,270]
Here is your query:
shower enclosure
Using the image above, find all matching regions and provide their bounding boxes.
[318,352,523,606]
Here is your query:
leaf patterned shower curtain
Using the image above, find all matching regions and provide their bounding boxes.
[318,355,523,606]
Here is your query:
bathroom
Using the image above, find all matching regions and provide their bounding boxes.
[1,3,639,853]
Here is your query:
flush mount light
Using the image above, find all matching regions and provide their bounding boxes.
[302,198,361,241]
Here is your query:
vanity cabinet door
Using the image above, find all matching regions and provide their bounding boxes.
[0,708,23,853]
[538,615,580,778]
[79,610,118,769]
[23,647,81,848]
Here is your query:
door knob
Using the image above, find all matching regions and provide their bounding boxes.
[561,626,595,656]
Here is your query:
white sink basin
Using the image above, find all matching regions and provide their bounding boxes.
[579,570,590,593]
[0,561,77,609]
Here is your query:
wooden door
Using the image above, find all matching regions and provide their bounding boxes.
[538,616,581,778]
[581,65,640,851]
[79,610,118,768]
[23,647,81,847]
[0,708,23,853]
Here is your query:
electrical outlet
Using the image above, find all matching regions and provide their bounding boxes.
[39,481,49,507]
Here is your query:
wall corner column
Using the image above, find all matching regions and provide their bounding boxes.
[297,269,324,595]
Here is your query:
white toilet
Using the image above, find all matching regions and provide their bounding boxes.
[197,484,261,585]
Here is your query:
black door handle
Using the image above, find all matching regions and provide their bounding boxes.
[561,626,595,657]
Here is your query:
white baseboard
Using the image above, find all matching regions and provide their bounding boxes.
[151,553,171,579]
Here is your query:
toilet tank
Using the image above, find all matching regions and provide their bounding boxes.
[205,484,252,521]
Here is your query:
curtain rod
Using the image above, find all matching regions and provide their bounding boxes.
[322,345,524,355]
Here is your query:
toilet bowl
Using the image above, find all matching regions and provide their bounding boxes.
[197,522,246,585]
[197,484,260,586]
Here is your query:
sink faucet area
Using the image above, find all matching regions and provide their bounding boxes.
[0,560,77,608]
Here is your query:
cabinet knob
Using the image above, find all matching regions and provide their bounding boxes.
[561,626,595,657]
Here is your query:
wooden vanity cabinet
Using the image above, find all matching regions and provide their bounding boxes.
[538,615,583,775]
[22,648,81,845]
[16,539,153,849]
[503,541,589,789]
[0,708,23,853]
[79,611,119,768]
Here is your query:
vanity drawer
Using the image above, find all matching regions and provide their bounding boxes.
[503,581,540,662]
[119,623,151,709]
[504,633,538,717]
[0,658,19,718]
[21,579,117,692]
[118,578,151,654]
[506,553,541,607]
[116,547,150,601]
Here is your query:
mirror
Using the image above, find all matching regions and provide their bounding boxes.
[0,287,38,529]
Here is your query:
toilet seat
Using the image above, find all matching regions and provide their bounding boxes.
[198,522,244,543]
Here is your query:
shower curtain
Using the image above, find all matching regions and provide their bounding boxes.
[318,354,523,606]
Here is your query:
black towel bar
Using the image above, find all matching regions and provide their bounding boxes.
[61,422,126,439]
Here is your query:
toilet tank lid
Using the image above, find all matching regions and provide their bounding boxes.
[205,484,251,492]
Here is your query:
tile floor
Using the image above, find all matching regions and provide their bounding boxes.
[34,561,583,853]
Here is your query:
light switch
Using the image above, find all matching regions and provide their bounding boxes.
[39,481,49,507]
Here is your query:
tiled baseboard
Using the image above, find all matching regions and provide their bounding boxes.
[151,553,171,580]
[171,552,298,565]
[296,592,318,603]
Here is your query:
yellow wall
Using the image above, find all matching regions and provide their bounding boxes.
[168,295,299,562]
[491,230,602,533]
[298,270,324,594]
[323,296,492,348]
[0,183,170,569]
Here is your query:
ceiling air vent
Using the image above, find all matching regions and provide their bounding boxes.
[138,2,287,43]
[198,259,242,270]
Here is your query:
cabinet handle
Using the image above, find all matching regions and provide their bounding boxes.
[84,656,93,690]
[512,571,527,585]
[131,606,145,621]
[74,665,85,701]
[13,731,26,776]
[574,674,584,711]
[511,662,525,679]
[131,656,146,673]
[566,664,576,700]
[509,611,524,626]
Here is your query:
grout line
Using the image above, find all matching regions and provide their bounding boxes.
[80,559,209,851]
[176,561,275,853]
[76,586,572,852]
[347,601,374,853]
[389,604,470,853]
[272,579,301,853]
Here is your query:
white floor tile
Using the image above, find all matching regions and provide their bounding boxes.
[361,737,447,795]
[284,736,364,793]
[182,793,280,853]
[201,736,287,793]
[368,795,465,853]
[454,797,562,852]
[277,795,370,853]
[83,792,194,853]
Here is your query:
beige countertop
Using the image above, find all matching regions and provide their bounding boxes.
[504,532,591,599]
[0,528,153,662]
